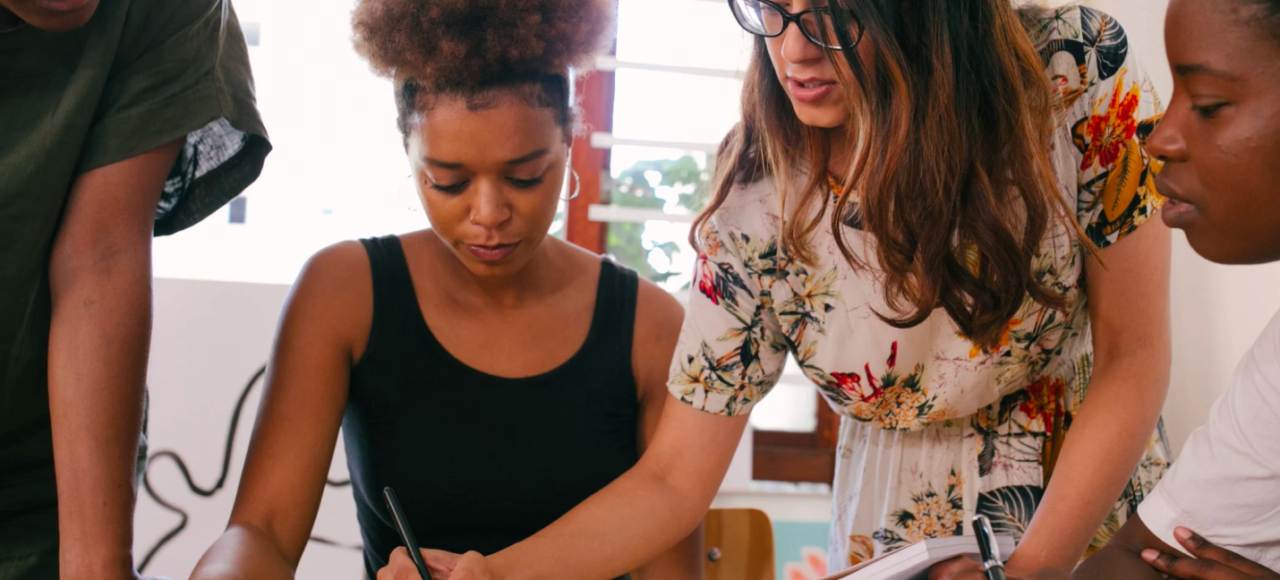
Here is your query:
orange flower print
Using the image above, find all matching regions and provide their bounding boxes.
[703,231,724,258]
[1078,71,1140,172]
[847,536,875,567]
[968,318,1023,359]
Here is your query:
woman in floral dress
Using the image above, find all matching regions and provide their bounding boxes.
[673,0,1172,575]
[407,2,1173,579]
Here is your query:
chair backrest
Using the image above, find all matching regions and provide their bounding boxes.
[703,508,775,580]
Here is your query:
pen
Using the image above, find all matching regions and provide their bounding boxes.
[973,515,1007,580]
[383,486,434,580]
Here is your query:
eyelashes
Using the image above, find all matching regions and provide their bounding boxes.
[1192,103,1228,119]
[429,180,468,194]
[427,175,547,194]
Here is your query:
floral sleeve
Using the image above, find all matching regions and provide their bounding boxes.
[1068,7,1166,249]
[667,212,789,417]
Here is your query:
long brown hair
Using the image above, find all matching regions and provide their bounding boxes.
[696,0,1079,351]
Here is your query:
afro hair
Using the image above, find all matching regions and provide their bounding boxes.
[352,0,616,92]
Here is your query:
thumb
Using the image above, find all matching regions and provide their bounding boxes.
[421,549,462,576]
[447,551,488,580]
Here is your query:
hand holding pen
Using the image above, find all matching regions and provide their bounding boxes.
[379,487,491,580]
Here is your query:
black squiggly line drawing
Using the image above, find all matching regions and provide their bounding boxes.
[139,365,360,573]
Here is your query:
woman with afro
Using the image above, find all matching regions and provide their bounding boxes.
[188,1,700,579]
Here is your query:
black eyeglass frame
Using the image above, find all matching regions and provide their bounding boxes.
[727,0,865,51]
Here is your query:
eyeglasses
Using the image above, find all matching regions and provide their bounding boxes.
[728,0,864,50]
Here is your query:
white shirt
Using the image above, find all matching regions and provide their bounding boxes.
[1138,309,1280,572]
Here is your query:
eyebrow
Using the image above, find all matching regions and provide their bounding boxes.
[1173,63,1242,82]
[423,148,551,170]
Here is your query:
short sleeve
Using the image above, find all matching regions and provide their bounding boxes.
[1137,310,1280,572]
[77,0,271,236]
[1069,8,1165,249]
[667,212,789,416]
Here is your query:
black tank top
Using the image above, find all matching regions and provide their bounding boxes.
[343,236,639,580]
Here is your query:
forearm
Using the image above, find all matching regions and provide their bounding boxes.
[48,250,152,580]
[190,524,298,580]
[1070,545,1163,580]
[634,522,705,580]
[1010,362,1169,573]
[489,463,711,580]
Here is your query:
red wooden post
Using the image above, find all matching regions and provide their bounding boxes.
[566,69,616,254]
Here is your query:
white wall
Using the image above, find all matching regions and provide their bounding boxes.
[137,279,365,580]
[1085,0,1280,454]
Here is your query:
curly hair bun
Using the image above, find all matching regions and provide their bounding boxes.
[353,0,616,90]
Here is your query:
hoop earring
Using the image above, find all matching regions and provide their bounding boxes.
[562,168,581,201]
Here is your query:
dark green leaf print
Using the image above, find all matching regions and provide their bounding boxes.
[1081,7,1129,81]
[976,486,1045,541]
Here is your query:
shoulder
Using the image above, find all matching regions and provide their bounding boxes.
[1035,5,1143,101]
[699,177,781,247]
[630,274,684,401]
[633,276,684,344]
[1032,4,1132,55]
[298,240,372,288]
[1032,6,1139,94]
[116,0,229,62]
[1256,308,1280,355]
[1237,309,1280,404]
[286,240,375,358]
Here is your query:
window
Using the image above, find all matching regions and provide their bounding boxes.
[572,0,838,484]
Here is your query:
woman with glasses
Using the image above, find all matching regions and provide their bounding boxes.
[387,2,1172,579]
[696,0,1171,575]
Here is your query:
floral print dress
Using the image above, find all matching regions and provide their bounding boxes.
[667,6,1171,569]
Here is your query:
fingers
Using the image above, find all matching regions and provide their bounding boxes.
[1174,528,1272,577]
[929,555,984,580]
[1143,548,1248,580]
[422,549,461,576]
[377,547,425,580]
[446,551,488,580]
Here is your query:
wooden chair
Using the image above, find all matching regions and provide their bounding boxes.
[703,508,775,580]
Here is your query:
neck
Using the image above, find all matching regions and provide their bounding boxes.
[826,126,856,179]
[436,233,566,310]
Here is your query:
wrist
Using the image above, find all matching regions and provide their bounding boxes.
[1004,553,1069,578]
[485,554,510,580]
[60,563,137,580]
[59,545,136,580]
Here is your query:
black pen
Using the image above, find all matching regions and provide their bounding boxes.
[383,486,434,580]
[973,515,1007,580]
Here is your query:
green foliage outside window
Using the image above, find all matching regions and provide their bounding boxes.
[606,154,712,287]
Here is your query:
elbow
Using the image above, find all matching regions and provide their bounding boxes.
[48,234,150,305]
[635,458,715,536]
[191,521,297,580]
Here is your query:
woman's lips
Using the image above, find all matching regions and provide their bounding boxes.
[466,242,520,263]
[788,78,838,104]
[1161,196,1199,229]
[33,0,91,13]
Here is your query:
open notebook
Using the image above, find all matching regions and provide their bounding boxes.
[817,535,1017,580]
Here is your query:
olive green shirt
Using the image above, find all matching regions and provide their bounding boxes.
[0,0,269,561]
